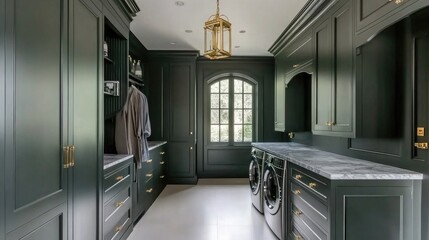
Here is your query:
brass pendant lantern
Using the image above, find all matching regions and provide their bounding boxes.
[204,0,231,60]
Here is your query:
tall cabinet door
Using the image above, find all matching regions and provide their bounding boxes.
[274,51,286,132]
[4,0,68,238]
[0,0,6,238]
[313,18,332,132]
[167,62,196,182]
[331,3,354,134]
[69,0,102,239]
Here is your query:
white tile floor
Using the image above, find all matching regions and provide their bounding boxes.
[127,179,279,240]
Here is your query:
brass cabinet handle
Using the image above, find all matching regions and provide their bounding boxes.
[116,175,124,181]
[70,145,75,167]
[295,174,302,180]
[293,64,300,68]
[160,151,165,155]
[394,0,404,4]
[294,209,303,217]
[116,201,125,207]
[414,142,428,150]
[146,159,153,163]
[146,188,153,193]
[326,121,332,126]
[160,161,165,165]
[160,175,165,179]
[146,173,153,177]
[293,189,301,195]
[115,225,123,233]
[63,146,70,169]
[309,182,317,189]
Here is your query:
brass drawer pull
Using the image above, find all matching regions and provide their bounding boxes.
[293,64,300,68]
[116,201,125,207]
[116,176,124,181]
[296,235,303,240]
[115,225,123,233]
[295,174,302,180]
[160,161,165,165]
[294,209,303,217]
[160,151,165,155]
[70,145,76,167]
[293,189,301,195]
[309,182,317,189]
[146,159,153,163]
[414,142,428,150]
[146,188,153,193]
[160,175,165,179]
[63,146,70,169]
[146,173,153,177]
[326,121,332,126]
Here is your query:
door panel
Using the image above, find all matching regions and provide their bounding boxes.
[5,0,67,231]
[332,4,353,133]
[0,0,6,238]
[70,0,101,239]
[169,63,195,142]
[274,52,286,132]
[6,205,67,240]
[313,19,332,132]
[167,142,194,178]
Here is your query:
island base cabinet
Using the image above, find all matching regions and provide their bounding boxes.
[334,183,421,240]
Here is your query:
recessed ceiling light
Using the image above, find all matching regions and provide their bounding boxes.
[234,46,240,48]
[239,30,246,33]
[170,42,176,45]
[175,1,184,6]
[185,30,193,33]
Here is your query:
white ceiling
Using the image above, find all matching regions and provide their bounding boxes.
[131,0,308,56]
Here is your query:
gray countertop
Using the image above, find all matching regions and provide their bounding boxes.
[103,154,133,170]
[148,141,167,151]
[252,142,423,180]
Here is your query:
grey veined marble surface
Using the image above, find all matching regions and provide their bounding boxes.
[252,142,423,180]
[104,154,133,170]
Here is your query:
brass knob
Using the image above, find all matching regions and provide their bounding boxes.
[394,0,403,4]
[160,161,165,165]
[309,182,317,189]
[146,159,153,163]
[116,175,124,181]
[160,175,165,179]
[295,174,302,180]
[160,151,165,155]
[146,188,153,193]
[146,173,153,177]
[326,121,332,126]
[293,64,300,68]
[293,189,301,195]
[116,201,125,207]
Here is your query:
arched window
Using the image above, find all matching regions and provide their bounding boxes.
[209,77,256,143]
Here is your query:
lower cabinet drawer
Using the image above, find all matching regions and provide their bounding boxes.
[292,204,328,240]
[104,187,131,222]
[104,210,131,240]
[104,164,132,204]
[290,222,310,240]
[291,182,329,231]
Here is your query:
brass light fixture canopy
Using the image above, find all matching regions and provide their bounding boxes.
[204,0,231,60]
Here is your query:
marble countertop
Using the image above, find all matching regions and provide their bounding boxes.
[103,154,133,170]
[148,141,167,151]
[252,142,423,180]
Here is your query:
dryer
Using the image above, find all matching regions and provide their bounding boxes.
[249,147,265,213]
[263,153,286,240]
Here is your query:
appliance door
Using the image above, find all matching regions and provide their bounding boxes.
[249,157,261,195]
[263,166,282,215]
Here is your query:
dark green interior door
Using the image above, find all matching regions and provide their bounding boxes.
[5,0,68,235]
[70,0,102,239]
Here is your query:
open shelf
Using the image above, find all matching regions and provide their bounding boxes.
[129,72,143,82]
[104,56,114,64]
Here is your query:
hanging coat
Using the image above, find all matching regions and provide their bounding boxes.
[115,85,151,168]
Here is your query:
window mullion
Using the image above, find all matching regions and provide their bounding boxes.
[229,77,234,145]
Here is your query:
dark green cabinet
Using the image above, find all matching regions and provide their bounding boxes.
[147,51,198,184]
[3,0,102,239]
[288,163,422,240]
[313,1,354,137]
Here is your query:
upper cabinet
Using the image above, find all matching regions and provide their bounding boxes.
[284,32,313,78]
[313,2,354,137]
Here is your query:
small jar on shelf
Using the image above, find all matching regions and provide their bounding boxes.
[135,60,142,78]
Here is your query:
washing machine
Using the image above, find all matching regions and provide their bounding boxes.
[249,147,265,213]
[263,153,286,240]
